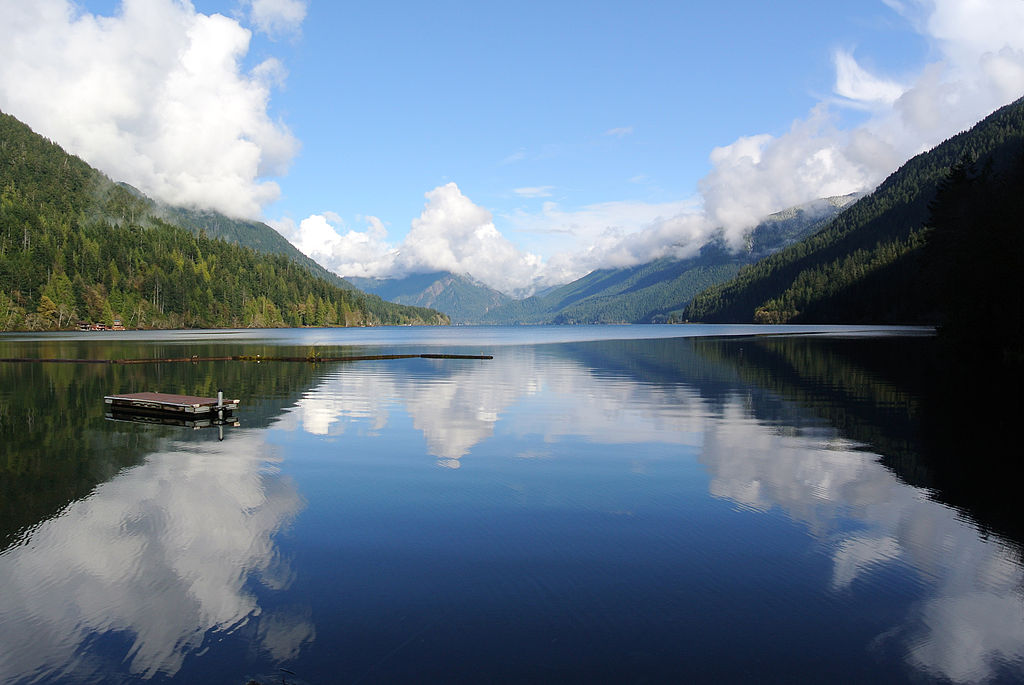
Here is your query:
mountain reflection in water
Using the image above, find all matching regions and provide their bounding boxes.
[0,328,1021,683]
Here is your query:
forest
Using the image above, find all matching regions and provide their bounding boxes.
[0,110,448,330]
[682,95,1024,335]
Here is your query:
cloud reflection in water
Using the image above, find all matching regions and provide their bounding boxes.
[0,430,310,682]
[8,340,1018,683]
[281,345,1024,683]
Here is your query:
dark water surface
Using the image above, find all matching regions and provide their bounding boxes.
[1,325,1022,684]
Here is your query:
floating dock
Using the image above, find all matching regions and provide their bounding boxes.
[103,392,239,417]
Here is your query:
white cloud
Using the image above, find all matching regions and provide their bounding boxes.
[271,213,397,279]
[0,0,299,218]
[699,106,882,239]
[386,183,541,292]
[245,0,307,37]
[604,126,634,137]
[280,183,546,293]
[833,50,907,105]
[507,197,708,282]
[513,186,555,198]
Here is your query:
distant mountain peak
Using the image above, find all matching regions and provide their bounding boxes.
[347,271,512,323]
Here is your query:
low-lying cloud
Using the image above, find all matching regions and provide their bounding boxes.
[283,0,1024,294]
[0,0,300,218]
[275,183,546,294]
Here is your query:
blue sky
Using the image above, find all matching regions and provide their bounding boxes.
[2,1,1023,292]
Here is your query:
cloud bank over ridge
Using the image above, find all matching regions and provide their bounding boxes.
[284,0,1024,293]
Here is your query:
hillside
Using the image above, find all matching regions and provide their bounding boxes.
[478,195,855,325]
[683,96,1024,325]
[922,152,1024,364]
[154,203,355,290]
[348,271,511,323]
[0,110,448,330]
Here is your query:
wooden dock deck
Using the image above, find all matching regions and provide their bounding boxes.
[103,392,239,416]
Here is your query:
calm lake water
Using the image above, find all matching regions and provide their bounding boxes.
[1,324,1022,684]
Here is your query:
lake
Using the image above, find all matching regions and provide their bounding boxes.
[1,324,1022,684]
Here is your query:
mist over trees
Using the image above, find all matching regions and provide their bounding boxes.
[682,96,1024,334]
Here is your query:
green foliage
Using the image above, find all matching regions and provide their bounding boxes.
[683,96,1024,324]
[0,109,448,330]
[922,155,1024,364]
[154,203,357,290]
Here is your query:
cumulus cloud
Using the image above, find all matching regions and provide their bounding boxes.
[699,105,884,239]
[280,183,546,293]
[0,0,299,218]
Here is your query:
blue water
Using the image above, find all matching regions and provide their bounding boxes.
[0,325,1019,684]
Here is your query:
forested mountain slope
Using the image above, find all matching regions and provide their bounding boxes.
[683,96,1024,325]
[348,271,511,323]
[922,153,1024,364]
[154,203,355,290]
[0,110,447,329]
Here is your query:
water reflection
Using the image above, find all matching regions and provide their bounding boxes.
[277,337,1024,683]
[280,350,708,468]
[2,331,1022,683]
[0,429,309,682]
[699,410,1024,682]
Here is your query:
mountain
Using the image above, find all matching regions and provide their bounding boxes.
[153,203,355,290]
[345,196,853,325]
[348,271,511,323]
[0,109,448,330]
[477,195,857,325]
[480,245,743,324]
[682,96,1024,326]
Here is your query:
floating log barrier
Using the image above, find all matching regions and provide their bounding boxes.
[0,353,493,364]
